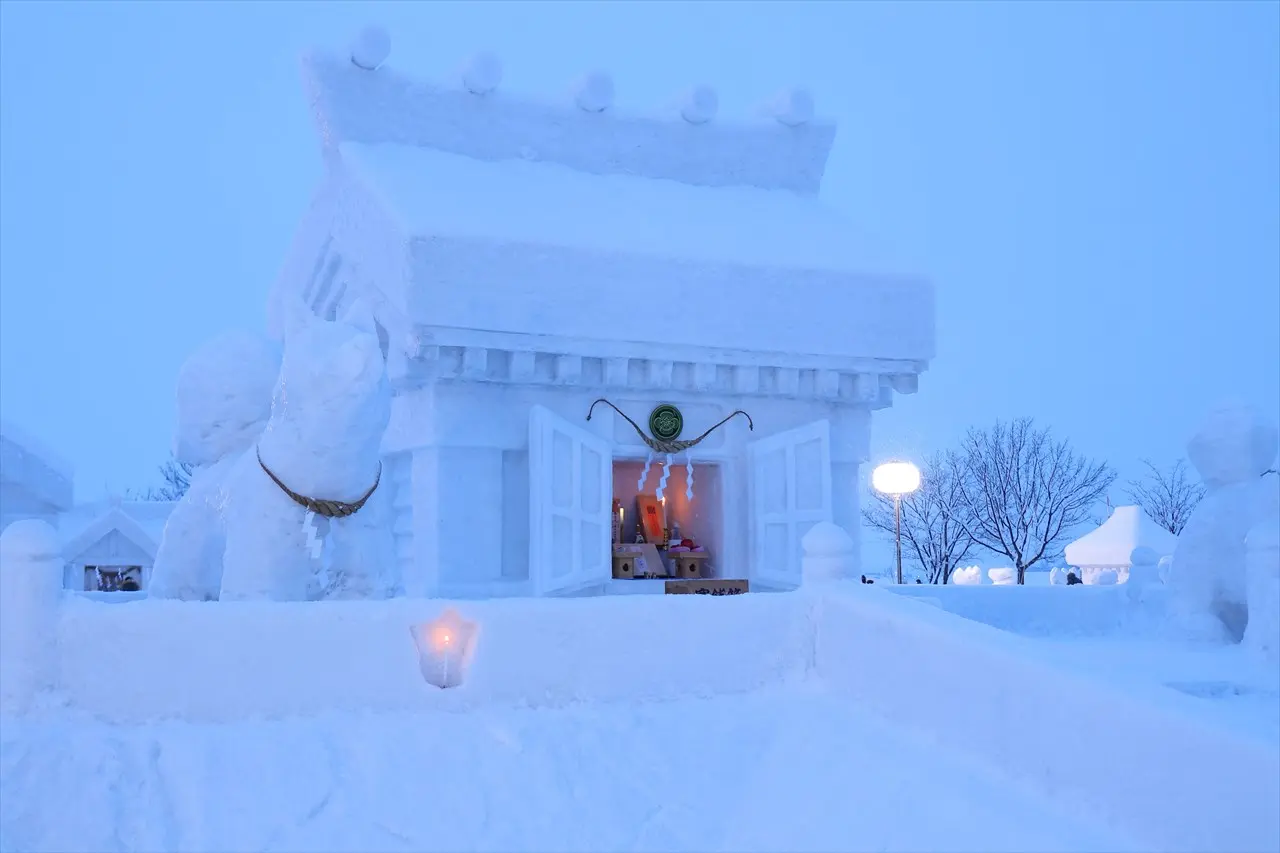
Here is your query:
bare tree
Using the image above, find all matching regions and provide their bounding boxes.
[1124,458,1205,535]
[863,451,976,584]
[130,456,194,501]
[952,418,1116,584]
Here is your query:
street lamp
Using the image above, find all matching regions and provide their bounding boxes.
[872,461,922,584]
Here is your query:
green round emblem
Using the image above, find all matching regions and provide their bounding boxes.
[649,404,684,442]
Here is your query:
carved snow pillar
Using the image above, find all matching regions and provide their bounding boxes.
[802,522,855,585]
[0,520,62,711]
[829,406,871,580]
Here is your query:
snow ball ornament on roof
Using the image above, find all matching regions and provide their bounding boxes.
[768,86,815,127]
[573,70,615,113]
[350,25,391,71]
[460,51,503,95]
[679,84,719,124]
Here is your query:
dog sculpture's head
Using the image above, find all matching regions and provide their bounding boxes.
[272,297,391,439]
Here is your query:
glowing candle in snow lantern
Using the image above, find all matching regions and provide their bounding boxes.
[410,608,478,690]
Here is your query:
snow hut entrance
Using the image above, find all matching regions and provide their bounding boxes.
[611,459,724,582]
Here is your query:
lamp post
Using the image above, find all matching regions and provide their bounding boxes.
[872,461,922,584]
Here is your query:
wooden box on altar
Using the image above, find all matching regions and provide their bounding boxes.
[672,551,709,579]
[611,550,637,579]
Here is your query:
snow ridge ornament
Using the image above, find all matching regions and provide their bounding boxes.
[411,608,479,690]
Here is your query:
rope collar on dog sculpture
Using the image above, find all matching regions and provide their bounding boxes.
[256,447,381,519]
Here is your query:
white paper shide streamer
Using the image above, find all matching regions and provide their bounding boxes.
[685,451,695,500]
[637,451,654,491]
[655,453,674,502]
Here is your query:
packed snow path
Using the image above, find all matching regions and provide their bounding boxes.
[1,685,1136,853]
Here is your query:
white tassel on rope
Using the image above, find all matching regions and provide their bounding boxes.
[655,453,674,501]
[685,451,695,500]
[637,451,654,491]
[303,510,323,560]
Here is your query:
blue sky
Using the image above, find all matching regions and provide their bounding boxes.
[1,0,1277,559]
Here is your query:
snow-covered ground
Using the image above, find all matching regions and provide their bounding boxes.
[3,586,1277,853]
[1,685,1135,853]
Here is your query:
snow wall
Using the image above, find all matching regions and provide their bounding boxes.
[41,587,1280,853]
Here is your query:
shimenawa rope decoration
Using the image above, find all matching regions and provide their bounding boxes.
[585,399,753,454]
[256,447,382,519]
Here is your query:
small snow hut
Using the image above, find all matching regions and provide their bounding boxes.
[267,30,937,598]
[1064,505,1177,585]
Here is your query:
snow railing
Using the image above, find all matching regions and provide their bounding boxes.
[303,28,836,194]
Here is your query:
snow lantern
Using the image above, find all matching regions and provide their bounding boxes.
[410,608,478,689]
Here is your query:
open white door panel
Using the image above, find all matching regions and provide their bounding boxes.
[748,419,834,589]
[528,405,613,596]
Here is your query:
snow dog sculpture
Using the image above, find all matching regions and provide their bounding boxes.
[1166,402,1279,642]
[149,330,282,600]
[151,299,398,601]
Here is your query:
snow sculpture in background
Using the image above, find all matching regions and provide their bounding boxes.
[1166,402,1280,642]
[987,567,1015,586]
[951,565,982,585]
[1242,516,1280,662]
[149,331,282,600]
[218,298,398,601]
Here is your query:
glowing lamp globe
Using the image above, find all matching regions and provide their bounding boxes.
[872,461,921,496]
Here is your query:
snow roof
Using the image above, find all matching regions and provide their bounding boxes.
[60,504,163,564]
[303,46,834,194]
[340,142,902,276]
[1064,505,1178,568]
[58,500,174,554]
[0,419,74,484]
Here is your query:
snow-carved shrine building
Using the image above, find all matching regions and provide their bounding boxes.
[267,30,936,598]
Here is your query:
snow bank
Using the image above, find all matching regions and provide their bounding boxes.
[889,583,1132,637]
[816,587,1280,853]
[54,593,813,723]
